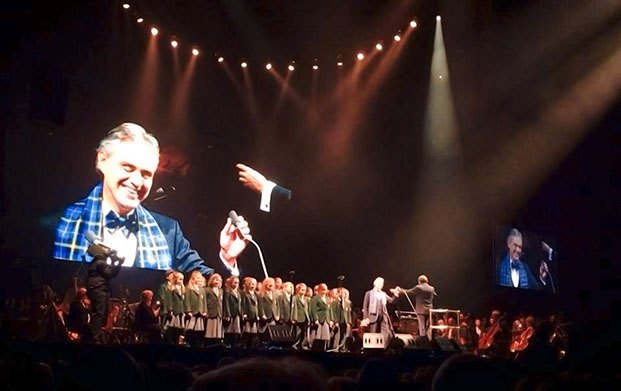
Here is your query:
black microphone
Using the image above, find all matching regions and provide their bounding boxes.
[85,230,116,257]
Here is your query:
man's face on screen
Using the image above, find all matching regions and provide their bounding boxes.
[507,236,523,262]
[97,141,159,216]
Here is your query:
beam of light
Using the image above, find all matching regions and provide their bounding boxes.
[132,27,159,123]
[376,43,383,51]
[265,63,272,70]
[167,50,199,133]
[357,52,365,61]
[242,59,258,119]
[423,16,460,160]
[394,34,401,42]
[410,20,418,28]
[319,23,415,163]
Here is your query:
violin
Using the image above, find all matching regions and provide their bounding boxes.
[477,315,505,352]
[510,326,534,353]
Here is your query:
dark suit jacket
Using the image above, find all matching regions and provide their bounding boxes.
[205,287,223,318]
[241,291,259,321]
[258,292,277,319]
[497,254,538,289]
[403,283,437,315]
[134,302,158,331]
[310,295,329,323]
[291,295,309,323]
[276,293,292,322]
[223,290,242,318]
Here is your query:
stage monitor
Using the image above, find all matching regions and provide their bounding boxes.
[493,225,558,293]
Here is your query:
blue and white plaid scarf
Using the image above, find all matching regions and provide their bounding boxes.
[53,182,173,269]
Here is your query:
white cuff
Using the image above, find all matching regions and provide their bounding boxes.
[260,181,277,212]
[548,248,553,261]
[219,251,240,276]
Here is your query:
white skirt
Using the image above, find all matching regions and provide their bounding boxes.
[243,320,257,334]
[205,318,223,339]
[166,314,186,329]
[313,321,331,341]
[225,316,242,334]
[186,314,205,332]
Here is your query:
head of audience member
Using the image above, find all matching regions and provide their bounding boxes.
[418,275,429,284]
[140,290,154,306]
[357,357,399,391]
[208,273,223,288]
[305,287,313,298]
[507,228,523,262]
[243,277,257,293]
[282,282,294,296]
[432,354,510,391]
[96,123,160,216]
[295,283,307,296]
[262,277,275,294]
[274,277,283,291]
[373,277,384,291]
[190,357,326,391]
[225,276,240,291]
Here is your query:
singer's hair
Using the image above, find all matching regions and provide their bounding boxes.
[141,290,153,302]
[96,123,159,173]
[418,275,428,284]
[207,273,222,288]
[507,228,523,244]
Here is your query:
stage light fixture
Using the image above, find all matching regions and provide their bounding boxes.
[192,48,200,56]
[122,3,130,10]
[436,15,441,21]
[410,20,418,28]
[171,39,178,48]
[439,75,443,79]
[312,65,319,70]
[376,43,383,51]
[217,56,224,63]
[336,54,344,68]
[394,34,401,42]
[265,63,272,70]
[337,61,343,67]
[136,18,144,24]
[357,52,364,61]
[288,61,295,71]
[150,27,158,36]
[241,61,248,68]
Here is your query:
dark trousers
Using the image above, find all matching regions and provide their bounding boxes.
[292,321,307,348]
[87,287,109,337]
[417,313,428,339]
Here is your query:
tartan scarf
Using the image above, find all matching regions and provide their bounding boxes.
[498,254,530,289]
[53,182,173,269]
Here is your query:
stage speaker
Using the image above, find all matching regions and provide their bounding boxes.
[362,332,386,349]
[264,324,294,347]
[394,333,416,346]
[404,336,433,351]
[432,337,461,353]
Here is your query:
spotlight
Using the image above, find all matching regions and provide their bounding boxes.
[376,43,383,51]
[150,27,158,36]
[171,39,178,48]
[265,63,272,70]
[394,34,401,42]
[136,18,144,24]
[337,61,343,67]
[192,48,199,56]
[357,52,364,61]
[336,54,344,67]
[288,61,295,71]
[312,65,319,70]
[410,20,417,28]
[241,61,248,68]
[436,15,441,21]
[122,3,130,10]
[439,75,443,79]
[217,56,224,63]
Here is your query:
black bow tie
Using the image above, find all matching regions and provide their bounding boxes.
[105,210,138,235]
[511,261,520,271]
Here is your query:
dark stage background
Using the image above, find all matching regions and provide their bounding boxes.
[2,0,620,321]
